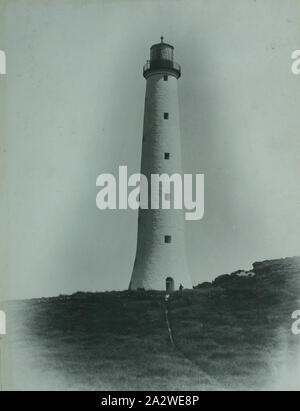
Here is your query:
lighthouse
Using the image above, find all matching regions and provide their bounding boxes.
[129,38,193,292]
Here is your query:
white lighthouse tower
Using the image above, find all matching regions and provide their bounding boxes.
[129,37,192,292]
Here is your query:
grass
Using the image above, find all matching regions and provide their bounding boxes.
[1,257,300,390]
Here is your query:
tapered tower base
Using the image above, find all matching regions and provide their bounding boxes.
[129,38,192,292]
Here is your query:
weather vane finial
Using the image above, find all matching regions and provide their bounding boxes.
[160,35,164,43]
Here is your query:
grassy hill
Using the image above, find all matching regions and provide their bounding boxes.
[1,257,300,390]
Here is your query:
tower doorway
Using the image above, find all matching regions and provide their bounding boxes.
[166,277,175,293]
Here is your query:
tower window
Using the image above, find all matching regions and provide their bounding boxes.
[164,152,170,160]
[164,75,168,81]
[164,235,172,244]
[164,112,169,120]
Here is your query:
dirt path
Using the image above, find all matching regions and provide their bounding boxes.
[164,294,222,390]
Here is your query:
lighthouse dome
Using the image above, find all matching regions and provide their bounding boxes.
[143,37,181,79]
[150,37,174,62]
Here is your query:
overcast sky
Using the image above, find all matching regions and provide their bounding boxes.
[1,0,300,300]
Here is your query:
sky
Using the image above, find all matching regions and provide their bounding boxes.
[0,0,300,300]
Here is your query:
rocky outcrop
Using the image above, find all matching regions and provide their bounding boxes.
[194,256,300,292]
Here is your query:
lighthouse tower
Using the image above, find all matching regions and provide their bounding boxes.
[129,38,192,292]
